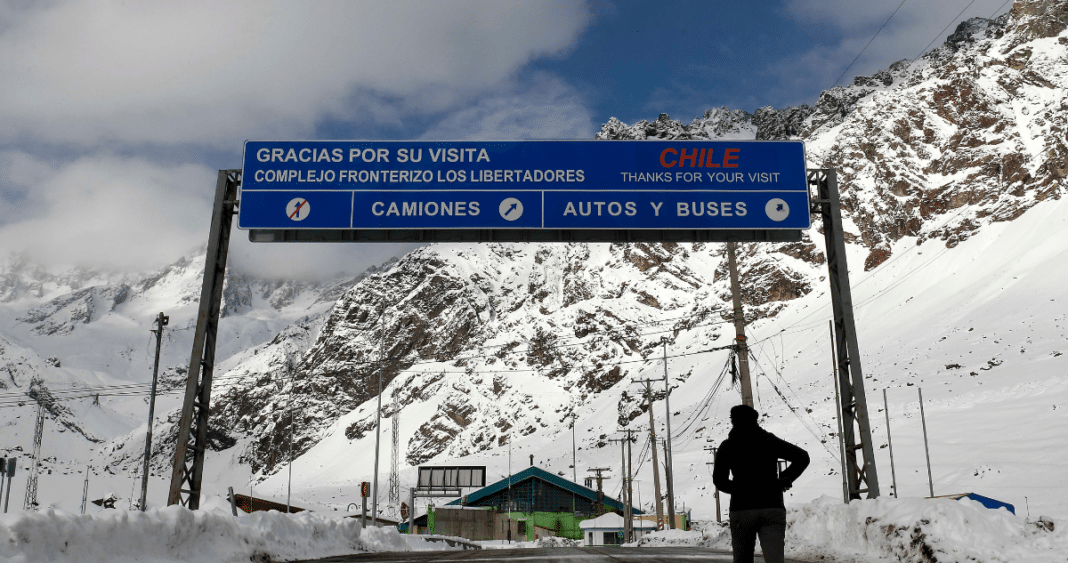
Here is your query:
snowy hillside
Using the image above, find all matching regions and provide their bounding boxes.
[0,252,369,510]
[0,0,1064,539]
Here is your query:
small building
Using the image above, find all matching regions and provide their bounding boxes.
[433,466,642,542]
[230,493,305,514]
[931,493,1015,514]
[580,513,658,546]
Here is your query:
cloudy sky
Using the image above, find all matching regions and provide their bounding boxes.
[0,0,1014,280]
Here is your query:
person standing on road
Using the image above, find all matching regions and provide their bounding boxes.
[713,404,810,563]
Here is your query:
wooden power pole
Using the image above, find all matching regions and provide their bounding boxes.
[726,242,754,407]
[640,380,665,530]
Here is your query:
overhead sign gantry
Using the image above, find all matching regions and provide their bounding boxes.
[238,140,808,242]
[168,140,881,511]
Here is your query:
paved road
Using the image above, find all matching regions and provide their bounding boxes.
[296,547,808,562]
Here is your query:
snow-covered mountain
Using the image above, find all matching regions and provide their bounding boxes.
[0,0,1065,525]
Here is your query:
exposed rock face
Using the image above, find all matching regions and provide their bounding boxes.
[809,7,1067,259]
[204,239,818,473]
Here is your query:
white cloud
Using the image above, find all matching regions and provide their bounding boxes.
[0,0,592,148]
[419,73,596,140]
[0,152,215,272]
[227,236,421,282]
[0,151,419,279]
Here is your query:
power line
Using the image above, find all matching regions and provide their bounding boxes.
[912,0,980,62]
[832,0,911,87]
[0,338,742,409]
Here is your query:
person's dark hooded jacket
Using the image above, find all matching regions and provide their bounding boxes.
[712,421,810,511]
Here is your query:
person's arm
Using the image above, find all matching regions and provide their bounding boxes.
[711,443,736,494]
[775,437,810,489]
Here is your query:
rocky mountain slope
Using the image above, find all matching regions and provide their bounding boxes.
[0,0,1065,519]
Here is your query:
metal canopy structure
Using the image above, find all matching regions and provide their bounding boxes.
[166,164,880,510]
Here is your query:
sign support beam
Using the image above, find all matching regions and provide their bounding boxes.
[808,168,880,500]
[165,157,877,512]
[167,169,240,509]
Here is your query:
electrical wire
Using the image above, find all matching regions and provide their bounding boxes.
[747,350,841,464]
[912,0,980,62]
[832,0,912,87]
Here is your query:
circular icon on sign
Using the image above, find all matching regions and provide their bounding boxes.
[499,198,523,221]
[286,198,310,222]
[765,198,790,222]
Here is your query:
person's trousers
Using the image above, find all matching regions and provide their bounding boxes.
[729,507,787,563]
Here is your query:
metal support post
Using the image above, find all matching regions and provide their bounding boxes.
[918,387,934,497]
[167,170,240,509]
[808,168,880,499]
[81,466,90,514]
[140,312,168,511]
[883,389,898,498]
[409,487,416,533]
[626,430,634,539]
[830,321,849,503]
[3,458,14,513]
[228,486,239,516]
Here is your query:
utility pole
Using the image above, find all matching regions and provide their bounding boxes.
[661,343,676,529]
[372,303,386,525]
[639,380,665,530]
[140,312,168,511]
[571,413,578,513]
[609,438,626,507]
[613,431,635,542]
[587,468,610,511]
[625,430,634,541]
[705,445,721,523]
[24,396,45,512]
[610,435,632,542]
[571,413,578,483]
[726,242,754,407]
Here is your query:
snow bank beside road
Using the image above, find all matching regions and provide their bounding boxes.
[0,504,409,563]
[643,496,1066,562]
[787,496,1066,562]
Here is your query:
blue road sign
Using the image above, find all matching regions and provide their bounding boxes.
[238,140,809,231]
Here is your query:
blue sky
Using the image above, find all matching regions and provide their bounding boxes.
[0,0,1015,279]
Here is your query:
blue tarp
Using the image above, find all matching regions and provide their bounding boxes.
[937,492,1015,514]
